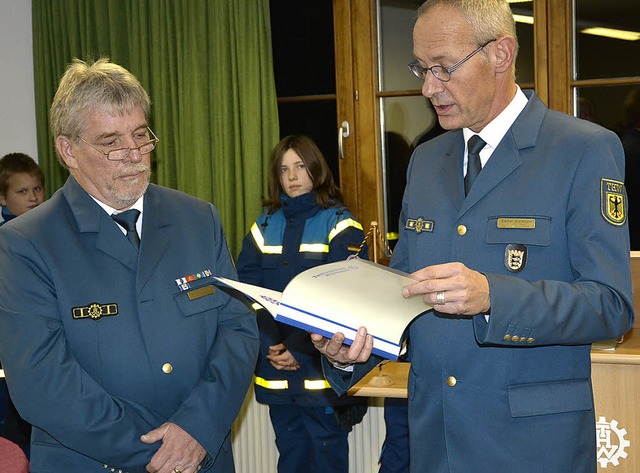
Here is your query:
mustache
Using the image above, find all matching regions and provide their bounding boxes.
[114,163,150,178]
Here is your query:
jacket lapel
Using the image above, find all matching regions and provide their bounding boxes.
[137,185,171,291]
[62,177,139,271]
[434,133,466,210]
[459,90,545,216]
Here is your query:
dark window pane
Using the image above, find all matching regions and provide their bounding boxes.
[270,1,336,97]
[576,85,636,132]
[381,96,445,247]
[378,0,534,91]
[513,3,534,86]
[576,85,640,249]
[277,100,339,183]
[575,0,640,80]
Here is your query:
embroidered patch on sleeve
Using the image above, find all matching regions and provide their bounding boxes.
[600,178,626,226]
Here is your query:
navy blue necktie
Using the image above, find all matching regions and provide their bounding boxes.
[112,209,141,250]
[464,135,486,196]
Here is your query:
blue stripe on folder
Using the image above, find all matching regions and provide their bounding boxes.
[276,302,401,361]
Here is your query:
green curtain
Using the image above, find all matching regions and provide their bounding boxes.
[32,0,279,256]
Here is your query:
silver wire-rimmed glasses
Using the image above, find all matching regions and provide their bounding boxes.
[79,127,159,161]
[408,40,496,83]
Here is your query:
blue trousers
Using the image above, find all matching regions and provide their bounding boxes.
[0,379,8,435]
[269,404,349,473]
[379,398,410,473]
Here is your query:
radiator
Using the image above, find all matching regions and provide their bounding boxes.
[232,388,386,473]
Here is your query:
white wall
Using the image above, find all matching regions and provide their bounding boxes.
[0,0,38,162]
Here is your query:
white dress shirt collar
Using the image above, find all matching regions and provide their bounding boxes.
[91,195,144,236]
[462,85,528,169]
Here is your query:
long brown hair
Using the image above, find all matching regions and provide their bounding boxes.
[264,135,344,212]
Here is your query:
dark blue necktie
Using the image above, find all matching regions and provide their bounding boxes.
[464,135,486,196]
[112,209,141,250]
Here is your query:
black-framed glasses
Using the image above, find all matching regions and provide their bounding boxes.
[79,127,159,161]
[408,40,496,83]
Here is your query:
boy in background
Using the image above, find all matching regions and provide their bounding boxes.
[0,152,45,456]
[0,152,45,225]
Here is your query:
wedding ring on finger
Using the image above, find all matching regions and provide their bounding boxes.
[173,469,182,473]
[436,291,446,305]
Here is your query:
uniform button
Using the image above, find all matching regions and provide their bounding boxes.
[503,334,511,341]
[511,335,519,342]
[283,260,289,265]
[519,336,527,343]
[457,225,467,235]
[527,338,535,344]
[447,376,457,387]
[162,363,173,374]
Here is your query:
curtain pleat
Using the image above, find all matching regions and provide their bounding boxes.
[32,0,278,255]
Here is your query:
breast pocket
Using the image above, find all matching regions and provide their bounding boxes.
[508,379,592,418]
[261,254,280,270]
[486,216,551,247]
[301,251,327,267]
[173,278,225,317]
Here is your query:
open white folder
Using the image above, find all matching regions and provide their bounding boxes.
[214,257,432,360]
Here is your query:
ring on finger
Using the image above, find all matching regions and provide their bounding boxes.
[436,291,446,305]
[173,469,182,473]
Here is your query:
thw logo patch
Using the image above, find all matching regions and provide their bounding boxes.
[601,178,626,226]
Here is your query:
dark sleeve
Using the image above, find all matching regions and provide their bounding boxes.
[236,230,264,286]
[327,224,368,263]
[321,356,381,396]
[236,227,284,347]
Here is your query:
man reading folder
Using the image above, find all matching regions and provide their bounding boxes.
[215,258,432,360]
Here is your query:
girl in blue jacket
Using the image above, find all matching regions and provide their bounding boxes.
[237,135,367,473]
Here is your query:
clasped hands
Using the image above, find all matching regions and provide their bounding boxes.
[142,422,205,473]
[311,262,490,365]
[267,343,300,371]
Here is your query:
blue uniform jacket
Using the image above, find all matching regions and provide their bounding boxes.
[0,207,14,425]
[0,176,259,473]
[237,192,367,406]
[325,91,634,473]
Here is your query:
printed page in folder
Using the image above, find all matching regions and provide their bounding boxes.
[214,258,432,360]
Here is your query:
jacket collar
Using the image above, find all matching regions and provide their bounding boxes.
[62,177,171,289]
[435,90,546,215]
[280,191,321,220]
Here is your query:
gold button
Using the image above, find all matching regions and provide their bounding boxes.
[457,225,467,235]
[511,335,519,342]
[519,336,527,342]
[447,376,457,387]
[527,338,535,344]
[503,334,511,341]
[162,363,173,374]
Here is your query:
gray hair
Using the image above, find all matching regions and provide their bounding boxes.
[417,0,518,74]
[50,58,151,141]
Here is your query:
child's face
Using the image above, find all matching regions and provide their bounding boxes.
[0,172,45,217]
[279,149,314,198]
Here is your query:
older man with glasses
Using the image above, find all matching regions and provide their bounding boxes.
[0,58,259,473]
[313,1,634,472]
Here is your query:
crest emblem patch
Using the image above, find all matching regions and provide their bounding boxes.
[601,178,626,226]
[72,303,118,320]
[504,244,527,272]
[405,217,434,234]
